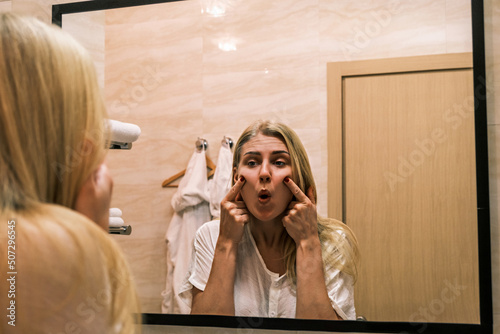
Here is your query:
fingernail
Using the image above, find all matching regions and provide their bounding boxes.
[240,176,245,182]
[284,177,290,183]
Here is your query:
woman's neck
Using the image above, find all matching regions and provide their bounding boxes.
[249,215,287,249]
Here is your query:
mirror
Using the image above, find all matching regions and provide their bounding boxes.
[53,0,492,332]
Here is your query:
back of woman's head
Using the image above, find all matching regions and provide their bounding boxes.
[0,16,141,332]
[0,13,107,212]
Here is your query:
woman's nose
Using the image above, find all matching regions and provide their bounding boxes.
[259,162,271,183]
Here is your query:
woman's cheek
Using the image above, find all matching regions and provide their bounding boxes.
[237,171,251,201]
[281,174,294,201]
[238,170,251,184]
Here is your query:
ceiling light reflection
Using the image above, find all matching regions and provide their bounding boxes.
[200,0,234,17]
[218,38,237,52]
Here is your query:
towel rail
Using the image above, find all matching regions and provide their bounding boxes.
[109,141,133,150]
[109,225,132,235]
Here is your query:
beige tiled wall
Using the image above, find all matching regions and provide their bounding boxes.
[0,1,11,12]
[7,0,499,333]
[62,11,105,88]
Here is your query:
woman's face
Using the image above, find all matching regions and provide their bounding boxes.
[234,133,294,223]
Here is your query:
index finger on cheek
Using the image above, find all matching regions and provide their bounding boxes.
[235,192,244,202]
[283,177,309,203]
[224,176,246,202]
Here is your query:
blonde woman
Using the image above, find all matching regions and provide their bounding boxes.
[180,120,359,320]
[0,14,139,333]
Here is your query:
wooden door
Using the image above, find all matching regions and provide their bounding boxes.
[327,53,479,323]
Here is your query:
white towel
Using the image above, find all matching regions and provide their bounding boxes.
[109,208,123,217]
[108,119,141,144]
[109,217,125,227]
[209,144,234,218]
[162,148,211,314]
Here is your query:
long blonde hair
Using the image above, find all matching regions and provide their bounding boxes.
[0,14,139,333]
[0,13,107,211]
[233,120,359,283]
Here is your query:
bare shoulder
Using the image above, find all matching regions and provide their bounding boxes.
[4,204,137,333]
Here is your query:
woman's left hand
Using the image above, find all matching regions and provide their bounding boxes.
[282,177,318,245]
[283,178,341,320]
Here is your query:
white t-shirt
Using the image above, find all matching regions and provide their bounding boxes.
[179,220,356,319]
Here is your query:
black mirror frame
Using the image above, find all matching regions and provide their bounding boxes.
[52,0,493,332]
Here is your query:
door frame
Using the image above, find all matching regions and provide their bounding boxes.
[327,52,493,330]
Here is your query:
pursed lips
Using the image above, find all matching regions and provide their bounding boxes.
[258,189,271,203]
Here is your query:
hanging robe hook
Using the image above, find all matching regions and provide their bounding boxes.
[196,137,208,152]
[222,136,233,150]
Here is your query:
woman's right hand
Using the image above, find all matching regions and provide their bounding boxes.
[75,163,113,231]
[191,176,247,316]
[218,176,249,244]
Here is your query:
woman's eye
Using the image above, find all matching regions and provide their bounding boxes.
[247,160,257,167]
[274,160,286,167]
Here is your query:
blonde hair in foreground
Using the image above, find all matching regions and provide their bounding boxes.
[233,120,360,284]
[0,13,107,211]
[0,14,139,333]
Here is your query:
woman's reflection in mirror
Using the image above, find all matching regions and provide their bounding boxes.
[179,120,359,320]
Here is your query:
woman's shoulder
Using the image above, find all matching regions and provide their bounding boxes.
[197,219,221,235]
[19,204,113,249]
[12,203,131,285]
[2,204,139,333]
[194,219,221,245]
[319,217,351,239]
[15,203,123,269]
[318,216,359,282]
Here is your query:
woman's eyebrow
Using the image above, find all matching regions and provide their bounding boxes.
[243,151,261,156]
[243,150,290,156]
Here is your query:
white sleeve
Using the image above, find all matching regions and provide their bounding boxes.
[325,266,356,320]
[178,221,218,308]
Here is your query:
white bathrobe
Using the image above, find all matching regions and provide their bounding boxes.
[209,144,233,219]
[162,149,211,314]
